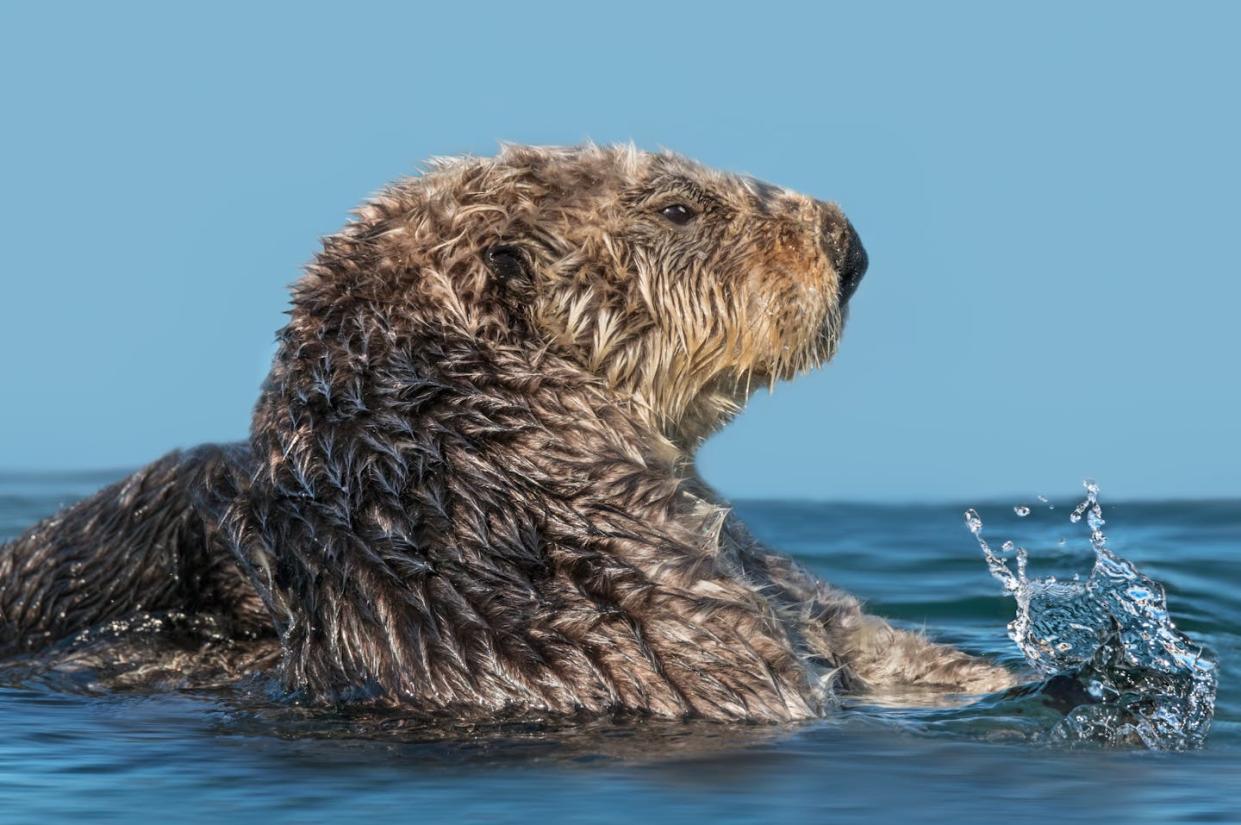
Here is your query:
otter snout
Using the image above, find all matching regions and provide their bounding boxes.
[820,207,868,304]
[837,221,867,304]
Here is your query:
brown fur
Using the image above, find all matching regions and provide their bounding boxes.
[0,144,1015,720]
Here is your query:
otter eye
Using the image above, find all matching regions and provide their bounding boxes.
[659,203,697,226]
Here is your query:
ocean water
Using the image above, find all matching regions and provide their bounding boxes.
[0,472,1237,824]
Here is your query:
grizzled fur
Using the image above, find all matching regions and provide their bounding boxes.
[0,446,268,654]
[0,145,1015,720]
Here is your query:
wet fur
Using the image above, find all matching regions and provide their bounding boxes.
[0,145,1015,720]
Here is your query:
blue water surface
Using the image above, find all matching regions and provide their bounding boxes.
[1,473,1237,824]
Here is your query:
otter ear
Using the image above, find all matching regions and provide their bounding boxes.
[484,245,531,282]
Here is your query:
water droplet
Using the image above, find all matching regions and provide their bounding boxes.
[1014,505,1031,517]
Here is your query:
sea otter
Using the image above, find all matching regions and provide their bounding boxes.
[0,144,1016,719]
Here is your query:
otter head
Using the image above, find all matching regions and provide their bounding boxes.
[287,144,866,451]
[476,145,867,446]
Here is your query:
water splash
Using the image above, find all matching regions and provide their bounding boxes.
[965,480,1217,750]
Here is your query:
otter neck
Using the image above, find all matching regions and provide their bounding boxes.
[609,370,749,459]
[247,320,698,528]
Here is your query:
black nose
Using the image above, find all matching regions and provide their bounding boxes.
[836,220,868,305]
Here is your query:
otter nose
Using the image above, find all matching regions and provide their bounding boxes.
[820,205,868,304]
[835,220,868,305]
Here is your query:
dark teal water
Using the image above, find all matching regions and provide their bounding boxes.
[1,472,1237,823]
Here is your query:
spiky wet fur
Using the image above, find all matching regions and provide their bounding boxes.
[0,145,1015,720]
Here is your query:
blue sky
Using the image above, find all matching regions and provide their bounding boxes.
[1,2,1237,501]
